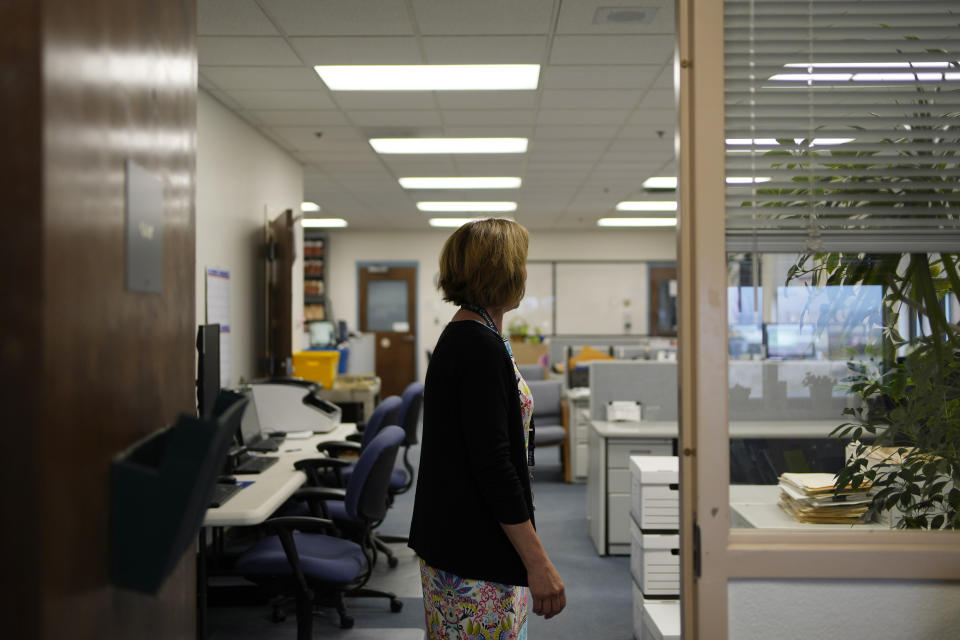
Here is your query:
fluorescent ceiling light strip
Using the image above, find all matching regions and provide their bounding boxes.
[300,201,321,212]
[615,201,678,212]
[642,176,678,190]
[302,218,347,228]
[370,138,528,154]
[598,217,677,227]
[315,64,540,91]
[428,217,514,228]
[399,177,522,189]
[417,201,517,213]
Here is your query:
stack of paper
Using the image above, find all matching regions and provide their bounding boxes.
[777,472,873,524]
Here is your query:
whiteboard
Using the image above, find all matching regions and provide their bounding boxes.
[555,263,648,335]
[506,262,553,336]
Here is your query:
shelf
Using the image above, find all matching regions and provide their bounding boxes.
[304,274,325,280]
[305,296,326,305]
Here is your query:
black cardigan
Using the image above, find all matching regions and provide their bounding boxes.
[408,320,535,586]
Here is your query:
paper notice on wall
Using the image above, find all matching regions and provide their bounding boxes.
[205,268,232,387]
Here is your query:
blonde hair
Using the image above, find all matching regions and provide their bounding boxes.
[438,218,529,309]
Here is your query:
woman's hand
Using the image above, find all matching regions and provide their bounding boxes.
[500,520,566,619]
[527,559,566,619]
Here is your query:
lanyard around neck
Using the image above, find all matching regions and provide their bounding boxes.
[461,302,514,359]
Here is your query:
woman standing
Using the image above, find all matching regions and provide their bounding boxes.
[409,218,565,639]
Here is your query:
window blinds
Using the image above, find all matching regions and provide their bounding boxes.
[724,0,960,253]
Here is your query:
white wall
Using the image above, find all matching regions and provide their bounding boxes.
[729,579,960,640]
[324,228,676,381]
[196,90,304,385]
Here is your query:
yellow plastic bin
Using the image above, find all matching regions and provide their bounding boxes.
[292,350,340,389]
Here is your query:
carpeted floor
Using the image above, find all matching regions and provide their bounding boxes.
[206,443,633,639]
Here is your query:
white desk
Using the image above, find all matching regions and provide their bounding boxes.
[587,419,846,555]
[203,422,356,527]
[730,484,889,530]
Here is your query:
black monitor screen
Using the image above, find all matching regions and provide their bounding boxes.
[196,324,220,419]
[239,392,263,446]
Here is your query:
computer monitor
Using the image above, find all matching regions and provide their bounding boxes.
[196,323,220,419]
[238,391,265,447]
[307,320,336,348]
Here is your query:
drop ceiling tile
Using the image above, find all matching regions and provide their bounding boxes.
[201,86,243,111]
[556,1,676,35]
[540,89,641,109]
[224,90,336,110]
[271,126,364,147]
[637,89,674,109]
[247,109,350,126]
[618,124,675,139]
[653,63,675,89]
[542,65,661,89]
[536,109,629,125]
[440,125,534,138]
[198,0,279,35]
[527,149,603,164]
[290,37,423,65]
[197,37,303,66]
[441,110,536,126]
[259,0,415,36]
[435,92,538,110]
[421,36,547,64]
[350,110,443,127]
[297,147,381,164]
[528,139,609,153]
[533,124,619,139]
[410,0,554,35]
[550,35,674,65]
[453,158,526,173]
[333,92,438,110]
[627,108,677,126]
[199,66,323,90]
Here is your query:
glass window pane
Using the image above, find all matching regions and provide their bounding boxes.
[367,280,408,332]
[729,252,960,532]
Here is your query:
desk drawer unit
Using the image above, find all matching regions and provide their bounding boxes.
[630,519,679,596]
[609,441,673,551]
[633,588,681,640]
[630,455,679,530]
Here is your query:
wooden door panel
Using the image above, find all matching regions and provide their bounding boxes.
[358,265,417,397]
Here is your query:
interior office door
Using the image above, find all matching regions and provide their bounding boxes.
[266,209,294,377]
[358,264,417,397]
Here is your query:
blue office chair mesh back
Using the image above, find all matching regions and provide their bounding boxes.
[345,425,405,523]
[360,395,403,449]
[399,382,424,446]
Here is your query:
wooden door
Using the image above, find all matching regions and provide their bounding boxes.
[266,209,294,376]
[649,265,678,336]
[358,264,417,397]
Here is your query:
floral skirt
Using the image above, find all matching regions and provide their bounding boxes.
[419,558,528,640]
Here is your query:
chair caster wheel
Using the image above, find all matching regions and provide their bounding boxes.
[390,599,403,613]
[340,615,355,629]
[388,556,399,569]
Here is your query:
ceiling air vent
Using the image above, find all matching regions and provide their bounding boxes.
[593,6,658,25]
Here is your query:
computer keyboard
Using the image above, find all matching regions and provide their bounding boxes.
[234,455,278,474]
[209,483,241,508]
[246,436,283,452]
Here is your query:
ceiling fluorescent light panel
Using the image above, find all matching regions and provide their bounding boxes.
[598,217,677,228]
[399,177,522,189]
[302,218,348,228]
[417,201,517,213]
[315,64,540,91]
[615,201,678,212]
[370,138,528,154]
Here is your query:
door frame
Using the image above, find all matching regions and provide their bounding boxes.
[676,1,960,638]
[356,261,419,382]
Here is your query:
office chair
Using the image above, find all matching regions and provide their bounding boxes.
[314,395,403,483]
[235,426,406,635]
[517,363,546,381]
[527,379,568,468]
[390,381,424,495]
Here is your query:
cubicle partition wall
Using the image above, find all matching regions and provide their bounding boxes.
[589,361,680,422]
